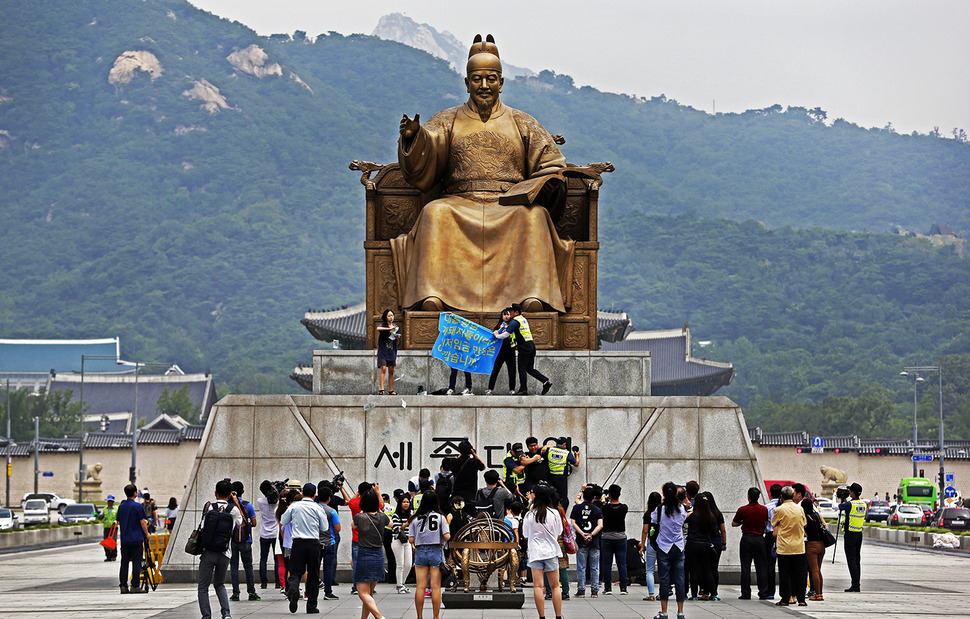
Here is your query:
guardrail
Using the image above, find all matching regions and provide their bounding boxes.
[0,523,104,549]
[825,522,970,552]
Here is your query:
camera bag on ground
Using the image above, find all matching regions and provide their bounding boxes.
[200,500,235,553]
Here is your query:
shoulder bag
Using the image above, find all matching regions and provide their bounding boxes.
[184,501,210,556]
[817,512,837,547]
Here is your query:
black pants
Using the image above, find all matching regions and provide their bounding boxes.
[259,536,279,588]
[383,528,397,583]
[488,345,516,392]
[843,531,862,589]
[739,533,768,598]
[103,526,117,560]
[448,369,472,391]
[516,346,548,392]
[764,532,777,597]
[120,541,143,588]
[548,474,569,510]
[685,542,716,598]
[777,553,806,604]
[288,538,321,609]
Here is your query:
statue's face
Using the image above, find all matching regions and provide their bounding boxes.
[465,69,503,109]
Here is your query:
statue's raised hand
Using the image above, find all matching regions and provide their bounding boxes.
[400,113,421,141]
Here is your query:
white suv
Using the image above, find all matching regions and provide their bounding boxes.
[20,492,75,513]
[22,499,50,525]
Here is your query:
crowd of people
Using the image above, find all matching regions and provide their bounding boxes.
[376,303,553,396]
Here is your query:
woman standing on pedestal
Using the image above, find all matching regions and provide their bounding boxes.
[376,309,400,395]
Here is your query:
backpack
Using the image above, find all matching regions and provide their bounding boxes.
[233,500,252,543]
[201,502,235,552]
[435,473,454,511]
[475,487,500,518]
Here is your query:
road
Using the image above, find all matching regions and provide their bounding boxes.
[0,539,965,618]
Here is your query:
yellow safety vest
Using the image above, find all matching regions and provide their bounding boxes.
[510,315,533,348]
[503,451,525,485]
[382,503,395,530]
[412,493,423,511]
[846,499,867,533]
[547,446,569,476]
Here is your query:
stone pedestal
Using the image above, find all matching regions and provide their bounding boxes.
[73,480,102,503]
[313,350,651,397]
[160,393,765,583]
[442,591,524,609]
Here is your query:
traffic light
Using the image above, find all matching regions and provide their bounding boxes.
[919,469,925,478]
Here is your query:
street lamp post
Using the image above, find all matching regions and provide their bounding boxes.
[903,366,944,502]
[5,379,11,509]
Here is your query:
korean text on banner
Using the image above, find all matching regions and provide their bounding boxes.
[431,312,501,374]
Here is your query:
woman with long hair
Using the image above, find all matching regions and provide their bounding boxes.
[522,483,563,619]
[408,491,451,619]
[376,309,400,395]
[699,490,726,598]
[653,482,689,619]
[391,494,414,594]
[353,489,389,619]
[802,498,826,601]
[685,495,718,600]
[165,497,179,531]
[487,307,516,394]
[639,491,663,601]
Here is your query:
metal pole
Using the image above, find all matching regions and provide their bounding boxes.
[33,416,39,494]
[78,356,85,503]
[912,375,919,477]
[130,363,139,485]
[5,379,10,509]
[938,369,945,505]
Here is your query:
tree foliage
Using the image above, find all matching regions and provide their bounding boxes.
[0,388,85,442]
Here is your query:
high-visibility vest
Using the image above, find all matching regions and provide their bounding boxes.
[510,316,533,348]
[846,499,867,533]
[412,493,423,511]
[503,451,525,485]
[547,446,569,476]
[382,502,395,530]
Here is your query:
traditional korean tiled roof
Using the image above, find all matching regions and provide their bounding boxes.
[4,424,206,457]
[301,303,368,348]
[748,428,970,459]
[596,309,632,343]
[599,326,734,396]
[290,365,313,392]
[0,337,129,374]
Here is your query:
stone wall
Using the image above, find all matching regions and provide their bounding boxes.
[161,394,762,582]
[6,441,199,505]
[753,446,970,501]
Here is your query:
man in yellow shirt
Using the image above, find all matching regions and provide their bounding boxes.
[771,486,807,607]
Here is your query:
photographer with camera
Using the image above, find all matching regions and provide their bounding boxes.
[257,480,284,591]
[348,481,384,595]
[542,437,579,510]
[318,471,350,589]
[837,482,866,592]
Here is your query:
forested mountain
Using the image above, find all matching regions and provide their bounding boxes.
[1,0,968,435]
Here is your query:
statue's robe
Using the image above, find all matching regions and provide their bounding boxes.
[390,101,574,313]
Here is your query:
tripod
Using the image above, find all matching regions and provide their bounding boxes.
[138,538,158,592]
[831,509,844,564]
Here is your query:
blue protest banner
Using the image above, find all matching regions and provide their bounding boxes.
[431,313,501,374]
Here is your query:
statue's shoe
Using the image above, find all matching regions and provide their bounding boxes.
[420,296,445,311]
[519,298,544,312]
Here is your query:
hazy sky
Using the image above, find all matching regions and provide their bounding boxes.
[189,0,969,135]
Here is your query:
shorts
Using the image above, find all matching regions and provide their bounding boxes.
[527,557,559,572]
[377,357,396,368]
[353,546,385,583]
[414,544,445,567]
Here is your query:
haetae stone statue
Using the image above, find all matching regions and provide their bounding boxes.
[391,35,574,314]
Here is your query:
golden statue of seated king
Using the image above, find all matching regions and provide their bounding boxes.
[391,35,575,314]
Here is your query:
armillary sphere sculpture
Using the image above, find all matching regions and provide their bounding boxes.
[447,515,520,593]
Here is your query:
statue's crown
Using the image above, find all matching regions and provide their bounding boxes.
[466,34,502,74]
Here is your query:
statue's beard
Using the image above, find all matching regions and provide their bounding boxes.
[474,96,496,122]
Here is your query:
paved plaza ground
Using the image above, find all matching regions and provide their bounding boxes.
[0,540,966,618]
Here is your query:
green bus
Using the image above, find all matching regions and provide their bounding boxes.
[897,477,938,510]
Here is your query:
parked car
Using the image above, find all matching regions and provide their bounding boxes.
[865,500,891,522]
[21,499,50,525]
[20,492,76,513]
[57,503,98,525]
[934,507,970,531]
[888,504,924,526]
[817,498,839,520]
[0,507,18,530]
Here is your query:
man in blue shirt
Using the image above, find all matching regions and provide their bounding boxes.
[116,483,149,594]
[316,486,341,601]
[281,483,330,614]
[229,481,260,602]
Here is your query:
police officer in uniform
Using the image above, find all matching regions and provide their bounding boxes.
[494,303,552,395]
[542,437,580,509]
[838,482,866,592]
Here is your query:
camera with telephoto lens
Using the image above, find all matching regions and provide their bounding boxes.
[259,479,289,504]
[332,471,346,486]
[836,485,850,501]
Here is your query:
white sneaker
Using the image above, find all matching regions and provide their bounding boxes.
[461,388,473,396]
[484,389,493,395]
[510,390,517,395]
[446,388,454,395]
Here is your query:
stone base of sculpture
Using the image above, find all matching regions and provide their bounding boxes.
[73,480,102,503]
[441,591,525,609]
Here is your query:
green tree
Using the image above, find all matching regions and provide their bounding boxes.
[0,387,85,441]
[155,385,201,424]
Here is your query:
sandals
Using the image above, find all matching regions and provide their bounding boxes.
[389,391,398,395]
[775,601,789,606]
[378,389,386,395]
[810,594,824,601]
